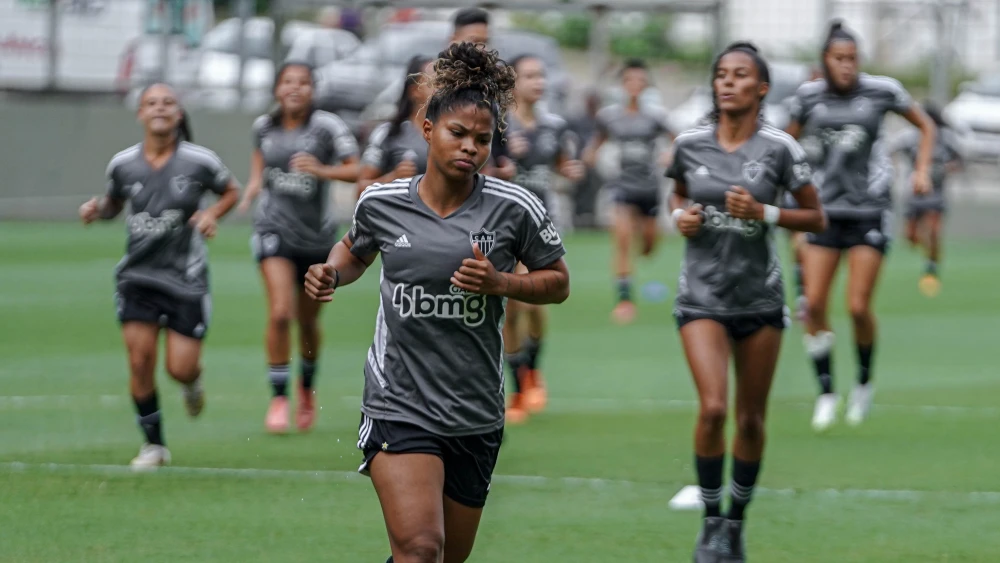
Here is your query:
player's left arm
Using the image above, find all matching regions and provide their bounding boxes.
[191,156,241,238]
[555,127,585,182]
[891,82,936,193]
[291,114,361,182]
[728,140,826,233]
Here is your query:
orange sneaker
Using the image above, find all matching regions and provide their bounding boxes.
[505,393,529,425]
[297,387,316,432]
[265,396,289,434]
[523,370,548,414]
[612,301,636,325]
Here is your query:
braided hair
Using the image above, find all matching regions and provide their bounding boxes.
[705,41,771,124]
[425,42,516,134]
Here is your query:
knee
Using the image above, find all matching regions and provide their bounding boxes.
[848,299,870,324]
[735,412,765,444]
[297,316,319,336]
[127,349,156,380]
[698,401,728,433]
[268,306,293,332]
[397,530,445,563]
[166,359,200,383]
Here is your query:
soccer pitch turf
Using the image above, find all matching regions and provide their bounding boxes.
[1,222,998,562]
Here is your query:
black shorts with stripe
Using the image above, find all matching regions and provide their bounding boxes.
[356,414,503,509]
[251,231,332,282]
[675,307,789,341]
[115,286,211,340]
[807,214,892,255]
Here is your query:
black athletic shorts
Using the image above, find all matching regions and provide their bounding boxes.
[251,232,331,282]
[356,414,504,509]
[613,189,661,217]
[905,195,946,219]
[807,214,892,255]
[675,307,789,341]
[115,286,211,340]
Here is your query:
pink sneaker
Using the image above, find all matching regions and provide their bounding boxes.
[265,396,289,434]
[296,387,316,432]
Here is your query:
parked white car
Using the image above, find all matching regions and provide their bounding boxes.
[943,76,1000,162]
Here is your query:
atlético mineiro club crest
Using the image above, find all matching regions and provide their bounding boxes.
[470,228,496,257]
[742,160,763,185]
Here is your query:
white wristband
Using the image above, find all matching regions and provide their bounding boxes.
[762,204,780,225]
[671,208,684,223]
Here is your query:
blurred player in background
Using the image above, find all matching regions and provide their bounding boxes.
[785,21,936,431]
[583,58,673,324]
[79,83,240,468]
[357,55,435,194]
[668,42,825,562]
[894,101,963,297]
[501,53,585,424]
[238,62,360,434]
[304,43,569,563]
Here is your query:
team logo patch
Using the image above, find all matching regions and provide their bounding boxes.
[742,160,764,185]
[470,228,496,256]
[853,96,871,114]
[262,233,280,256]
[297,134,317,152]
[171,175,200,195]
[536,130,557,155]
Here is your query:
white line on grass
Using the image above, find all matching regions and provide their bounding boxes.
[3,461,1000,505]
[1,394,998,417]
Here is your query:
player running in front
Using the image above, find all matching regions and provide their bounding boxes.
[667,42,825,563]
[356,55,435,195]
[502,53,585,424]
[79,83,240,468]
[785,21,936,430]
[582,58,673,324]
[304,43,569,563]
[893,101,963,296]
[238,61,360,434]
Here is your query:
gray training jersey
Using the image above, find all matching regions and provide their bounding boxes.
[360,120,429,177]
[595,104,671,194]
[506,111,577,198]
[666,124,812,316]
[787,74,914,219]
[252,110,359,254]
[105,142,233,300]
[348,175,566,436]
[894,126,962,195]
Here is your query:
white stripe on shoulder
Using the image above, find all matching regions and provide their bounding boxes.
[760,126,807,160]
[252,114,271,133]
[367,122,391,146]
[796,78,827,96]
[179,142,225,171]
[312,110,352,136]
[106,144,141,176]
[674,125,714,144]
[357,182,408,202]
[483,177,546,218]
[860,74,906,94]
[482,188,542,227]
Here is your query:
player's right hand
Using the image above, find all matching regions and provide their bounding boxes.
[79,197,100,224]
[676,204,704,238]
[394,159,418,179]
[507,133,529,158]
[304,263,338,302]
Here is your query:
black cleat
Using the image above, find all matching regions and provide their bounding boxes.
[693,516,727,563]
[385,558,393,563]
[717,519,746,563]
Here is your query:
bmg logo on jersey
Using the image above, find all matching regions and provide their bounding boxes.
[703,205,763,239]
[391,283,487,327]
[128,209,184,237]
[268,168,316,196]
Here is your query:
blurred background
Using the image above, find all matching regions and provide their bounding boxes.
[3,0,1000,237]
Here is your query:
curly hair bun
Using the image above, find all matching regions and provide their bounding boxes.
[430,41,516,131]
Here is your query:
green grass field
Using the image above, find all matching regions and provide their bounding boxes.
[1,221,998,562]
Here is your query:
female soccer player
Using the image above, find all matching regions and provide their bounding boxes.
[237,61,361,434]
[895,102,962,297]
[582,58,673,324]
[501,53,585,423]
[356,55,435,195]
[667,42,825,563]
[79,83,240,468]
[785,21,937,430]
[304,42,569,563]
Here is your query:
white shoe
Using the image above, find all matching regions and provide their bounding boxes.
[811,393,840,432]
[182,379,205,418]
[846,384,874,426]
[130,443,171,470]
